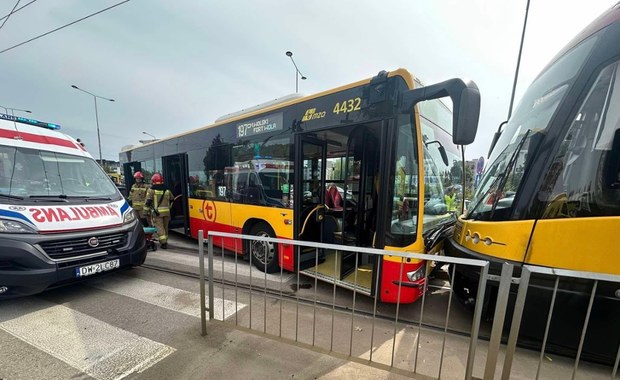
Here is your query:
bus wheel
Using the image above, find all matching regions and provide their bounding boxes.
[248,223,279,273]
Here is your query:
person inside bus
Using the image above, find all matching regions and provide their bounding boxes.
[211,170,224,198]
[128,171,150,227]
[145,173,174,249]
[189,175,207,198]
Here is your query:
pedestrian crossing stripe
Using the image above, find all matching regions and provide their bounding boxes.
[86,274,247,321]
[0,298,175,380]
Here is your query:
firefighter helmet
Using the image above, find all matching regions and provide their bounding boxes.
[133,171,144,180]
[151,173,164,185]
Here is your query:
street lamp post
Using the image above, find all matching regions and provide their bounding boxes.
[71,84,115,164]
[142,131,156,140]
[0,105,32,115]
[285,51,307,93]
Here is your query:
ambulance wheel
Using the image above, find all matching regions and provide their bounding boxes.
[248,222,279,273]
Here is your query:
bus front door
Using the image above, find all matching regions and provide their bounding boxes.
[338,125,380,292]
[295,124,382,295]
[295,137,328,270]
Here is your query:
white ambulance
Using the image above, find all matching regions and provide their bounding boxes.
[0,113,146,298]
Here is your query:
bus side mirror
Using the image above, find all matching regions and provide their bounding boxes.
[425,140,449,166]
[438,145,449,166]
[488,121,507,157]
[402,78,480,145]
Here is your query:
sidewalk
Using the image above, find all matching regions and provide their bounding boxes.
[144,233,418,379]
[146,234,428,379]
[169,321,416,380]
[150,233,615,380]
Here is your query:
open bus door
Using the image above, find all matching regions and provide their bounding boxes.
[162,154,190,235]
[294,135,327,268]
[123,162,142,193]
[294,123,383,295]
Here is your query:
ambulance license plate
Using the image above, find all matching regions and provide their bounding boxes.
[75,259,120,277]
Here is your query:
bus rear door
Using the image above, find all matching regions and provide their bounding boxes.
[162,154,190,235]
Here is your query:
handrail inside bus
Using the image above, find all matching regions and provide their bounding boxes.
[299,204,325,237]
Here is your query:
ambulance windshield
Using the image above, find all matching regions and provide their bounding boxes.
[0,146,119,200]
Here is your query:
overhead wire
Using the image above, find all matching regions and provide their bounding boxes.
[0,0,131,55]
[0,0,22,32]
[0,0,37,23]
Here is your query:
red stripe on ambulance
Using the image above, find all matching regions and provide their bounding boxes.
[0,128,80,150]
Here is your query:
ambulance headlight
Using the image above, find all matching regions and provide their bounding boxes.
[123,210,136,224]
[0,219,37,234]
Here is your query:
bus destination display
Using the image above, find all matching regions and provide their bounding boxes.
[236,113,283,138]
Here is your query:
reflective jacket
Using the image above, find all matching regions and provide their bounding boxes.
[145,186,174,217]
[129,182,149,211]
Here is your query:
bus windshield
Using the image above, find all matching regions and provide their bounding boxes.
[467,35,598,220]
[0,146,120,200]
[390,98,462,240]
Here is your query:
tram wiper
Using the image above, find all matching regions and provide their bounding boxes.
[487,130,531,219]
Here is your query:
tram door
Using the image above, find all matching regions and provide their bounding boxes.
[295,124,381,292]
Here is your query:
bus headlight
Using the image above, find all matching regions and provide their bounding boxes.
[406,265,426,282]
[123,210,136,224]
[0,219,37,234]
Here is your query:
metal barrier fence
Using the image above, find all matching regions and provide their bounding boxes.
[502,265,620,380]
[199,230,492,379]
[196,230,620,379]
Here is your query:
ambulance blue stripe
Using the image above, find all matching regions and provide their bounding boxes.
[0,209,34,226]
[120,201,129,215]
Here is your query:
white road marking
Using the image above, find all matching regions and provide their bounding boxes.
[87,274,246,321]
[0,298,175,380]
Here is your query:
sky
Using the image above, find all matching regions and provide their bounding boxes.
[0,0,617,162]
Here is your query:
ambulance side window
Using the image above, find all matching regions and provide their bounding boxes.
[0,146,14,189]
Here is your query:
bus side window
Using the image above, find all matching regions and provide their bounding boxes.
[233,172,248,203]
[540,60,620,218]
[247,173,261,204]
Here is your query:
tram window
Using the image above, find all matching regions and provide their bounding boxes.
[539,60,620,218]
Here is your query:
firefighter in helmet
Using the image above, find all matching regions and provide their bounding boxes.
[145,172,174,249]
[128,171,150,226]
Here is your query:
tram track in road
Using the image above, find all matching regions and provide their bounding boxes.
[140,262,478,341]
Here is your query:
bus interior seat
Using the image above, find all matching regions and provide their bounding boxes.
[325,185,343,211]
[322,214,341,245]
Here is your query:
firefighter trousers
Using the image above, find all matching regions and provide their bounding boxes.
[153,215,170,244]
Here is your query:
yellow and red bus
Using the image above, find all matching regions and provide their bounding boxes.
[446,5,620,363]
[120,69,479,303]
